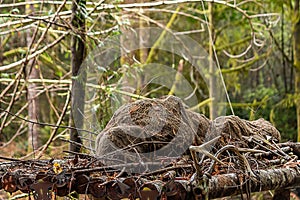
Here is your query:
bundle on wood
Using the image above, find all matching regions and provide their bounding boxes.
[95,96,282,172]
[95,95,210,171]
[0,95,299,200]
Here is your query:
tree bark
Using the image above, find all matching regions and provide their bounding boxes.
[70,0,86,152]
[205,167,298,199]
[26,0,40,151]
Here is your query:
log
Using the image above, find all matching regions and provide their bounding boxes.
[1,158,300,199]
[206,167,299,199]
[140,167,300,199]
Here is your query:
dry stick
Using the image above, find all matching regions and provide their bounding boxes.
[0,108,95,135]
[0,13,114,37]
[0,13,71,22]
[87,12,105,36]
[0,68,23,99]
[0,31,70,71]
[0,71,22,134]
[0,78,72,85]
[87,0,105,16]
[60,138,93,151]
[141,164,192,176]
[72,162,163,174]
[0,78,144,100]
[0,72,29,133]
[20,146,44,160]
[244,135,289,159]
[32,0,68,54]
[0,0,278,28]
[0,23,37,36]
[0,16,70,30]
[0,62,27,122]
[63,150,95,159]
[37,89,71,159]
[190,136,224,165]
[271,140,291,159]
[3,84,58,127]
[87,25,119,36]
[0,155,21,162]
[0,1,72,8]
[0,84,56,137]
[126,7,207,24]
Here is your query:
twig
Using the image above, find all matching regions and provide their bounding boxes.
[0,155,21,161]
[63,150,95,159]
[0,31,70,71]
[2,83,56,126]
[189,136,224,165]
[0,70,22,134]
[141,164,192,176]
[59,139,94,151]
[0,107,96,135]
[37,89,71,159]
[0,13,70,29]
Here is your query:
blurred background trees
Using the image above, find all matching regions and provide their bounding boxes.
[0,0,298,159]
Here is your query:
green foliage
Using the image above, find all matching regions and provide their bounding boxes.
[233,84,276,118]
[270,94,298,141]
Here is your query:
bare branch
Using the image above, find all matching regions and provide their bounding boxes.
[0,31,70,71]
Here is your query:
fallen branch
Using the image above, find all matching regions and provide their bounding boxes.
[0,158,300,199]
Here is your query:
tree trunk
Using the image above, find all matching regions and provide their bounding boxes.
[209,3,217,120]
[294,0,300,142]
[70,0,86,152]
[26,0,40,151]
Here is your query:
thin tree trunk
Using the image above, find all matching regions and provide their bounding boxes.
[282,4,288,94]
[209,2,217,120]
[26,0,40,151]
[70,0,86,152]
[293,0,300,142]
